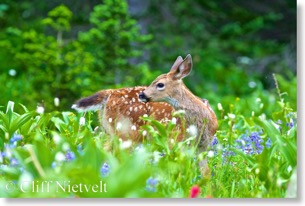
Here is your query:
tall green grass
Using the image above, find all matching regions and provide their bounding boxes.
[0,76,297,198]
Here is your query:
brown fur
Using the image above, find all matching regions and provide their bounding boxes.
[73,54,218,150]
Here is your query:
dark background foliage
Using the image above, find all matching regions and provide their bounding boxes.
[0,0,296,113]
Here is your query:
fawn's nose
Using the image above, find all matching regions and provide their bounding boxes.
[139,92,149,102]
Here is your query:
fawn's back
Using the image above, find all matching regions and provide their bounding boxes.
[73,54,218,149]
[100,86,175,141]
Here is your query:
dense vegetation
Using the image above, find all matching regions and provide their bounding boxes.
[0,0,297,198]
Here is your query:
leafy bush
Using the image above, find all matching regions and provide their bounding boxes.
[0,2,152,112]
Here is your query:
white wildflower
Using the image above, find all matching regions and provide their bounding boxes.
[143,114,148,118]
[36,106,44,114]
[153,151,163,163]
[217,103,223,111]
[116,122,122,131]
[207,150,214,158]
[171,117,177,125]
[54,97,60,107]
[79,117,86,126]
[108,118,112,123]
[227,113,236,119]
[131,125,136,131]
[186,125,197,137]
[142,130,147,136]
[120,140,132,149]
[62,143,70,151]
[8,69,17,76]
[55,152,66,162]
[53,134,61,144]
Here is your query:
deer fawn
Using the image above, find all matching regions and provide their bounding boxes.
[72,54,218,150]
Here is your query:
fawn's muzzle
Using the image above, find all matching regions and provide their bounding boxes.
[139,92,150,102]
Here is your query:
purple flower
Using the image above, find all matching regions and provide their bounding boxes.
[65,150,76,161]
[10,134,22,147]
[100,162,110,177]
[266,138,272,149]
[236,132,264,155]
[146,177,158,192]
[286,122,294,129]
[10,158,19,166]
[211,136,218,146]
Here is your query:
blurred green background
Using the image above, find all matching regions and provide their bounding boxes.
[0,0,296,113]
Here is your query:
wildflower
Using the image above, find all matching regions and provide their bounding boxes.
[54,97,60,107]
[266,138,272,149]
[207,151,214,158]
[116,122,122,130]
[65,150,76,161]
[10,158,19,166]
[286,122,294,129]
[217,103,223,111]
[120,140,132,149]
[131,125,136,131]
[186,125,197,137]
[8,69,17,76]
[146,177,158,192]
[171,117,177,125]
[79,117,86,126]
[36,105,44,114]
[227,113,236,119]
[210,136,218,146]
[189,185,200,198]
[236,132,264,155]
[142,130,147,136]
[10,134,22,144]
[55,152,66,162]
[100,162,110,177]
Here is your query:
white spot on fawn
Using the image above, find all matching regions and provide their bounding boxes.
[132,98,135,102]
[134,107,138,112]
[129,107,133,112]
[125,95,128,98]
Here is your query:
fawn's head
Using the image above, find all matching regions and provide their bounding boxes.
[139,54,192,106]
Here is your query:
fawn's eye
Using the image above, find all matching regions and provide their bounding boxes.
[156,83,165,90]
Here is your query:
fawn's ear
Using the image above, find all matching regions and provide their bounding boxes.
[169,54,192,80]
[170,56,184,72]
